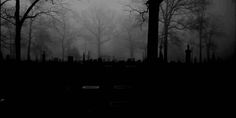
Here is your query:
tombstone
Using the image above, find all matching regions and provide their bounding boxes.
[194,57,197,64]
[185,45,192,64]
[68,56,74,63]
[41,51,46,62]
[211,53,216,63]
[54,57,59,62]
[6,55,10,61]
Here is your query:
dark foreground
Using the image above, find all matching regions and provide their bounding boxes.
[0,61,234,117]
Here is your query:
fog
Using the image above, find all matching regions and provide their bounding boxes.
[65,0,236,61]
[1,0,235,62]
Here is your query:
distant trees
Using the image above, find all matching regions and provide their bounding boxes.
[32,22,53,59]
[121,17,138,58]
[26,2,54,61]
[159,0,195,63]
[203,16,223,62]
[120,16,147,59]
[50,7,78,61]
[187,0,211,63]
[79,4,116,58]
[0,0,12,60]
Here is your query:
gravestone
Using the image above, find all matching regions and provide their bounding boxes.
[6,55,10,61]
[68,56,74,63]
[185,45,192,64]
[41,51,46,62]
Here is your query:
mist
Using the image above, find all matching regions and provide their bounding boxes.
[1,0,235,62]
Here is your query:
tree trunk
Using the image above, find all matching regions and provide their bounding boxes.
[62,38,65,61]
[0,4,2,61]
[130,43,134,59]
[163,22,168,63]
[27,19,33,61]
[15,0,21,61]
[206,45,210,62]
[199,12,204,64]
[128,34,134,58]
[98,37,101,58]
[147,0,161,63]
[199,27,202,63]
[0,32,2,61]
[15,25,22,61]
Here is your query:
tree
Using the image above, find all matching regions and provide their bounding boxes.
[127,0,164,63]
[233,0,236,61]
[146,0,163,63]
[159,0,195,63]
[79,3,116,58]
[50,7,78,61]
[0,0,56,61]
[202,16,223,62]
[187,0,210,63]
[0,0,11,60]
[31,20,53,59]
[121,16,138,58]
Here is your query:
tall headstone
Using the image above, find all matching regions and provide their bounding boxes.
[41,51,46,62]
[68,56,74,63]
[185,45,192,64]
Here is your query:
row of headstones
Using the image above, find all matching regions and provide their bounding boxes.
[0,45,218,64]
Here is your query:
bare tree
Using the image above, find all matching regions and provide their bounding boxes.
[0,0,56,61]
[202,15,224,62]
[121,17,137,58]
[159,0,195,63]
[0,0,11,60]
[50,8,78,61]
[31,18,53,59]
[187,0,211,63]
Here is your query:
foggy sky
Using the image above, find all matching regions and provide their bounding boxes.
[68,0,235,61]
[1,0,235,61]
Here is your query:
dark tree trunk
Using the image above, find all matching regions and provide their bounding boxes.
[206,46,210,62]
[15,25,22,61]
[147,0,162,63]
[0,3,2,61]
[0,32,2,61]
[199,28,202,63]
[15,0,21,61]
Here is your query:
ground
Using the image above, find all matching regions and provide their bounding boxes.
[0,61,233,117]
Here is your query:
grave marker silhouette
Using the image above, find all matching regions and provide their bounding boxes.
[185,45,192,64]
